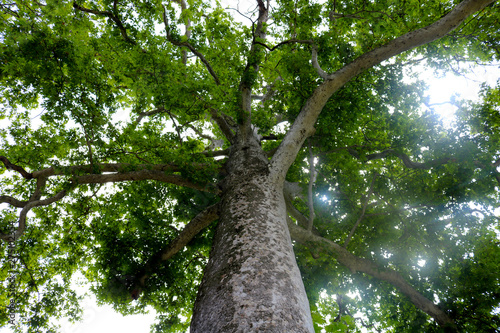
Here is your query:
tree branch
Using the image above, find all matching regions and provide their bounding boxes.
[0,156,33,179]
[171,0,192,65]
[307,141,316,231]
[1,189,69,242]
[269,0,495,184]
[130,202,220,299]
[344,172,378,248]
[31,162,212,179]
[192,95,236,143]
[236,0,269,133]
[0,195,28,208]
[287,223,458,330]
[253,39,314,52]
[312,45,328,79]
[162,5,220,85]
[283,182,323,236]
[73,170,217,193]
[134,107,169,125]
[73,2,137,46]
[1,159,220,240]
[365,149,453,169]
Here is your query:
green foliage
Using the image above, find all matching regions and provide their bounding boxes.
[0,0,500,332]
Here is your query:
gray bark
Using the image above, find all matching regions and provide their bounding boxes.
[190,135,314,333]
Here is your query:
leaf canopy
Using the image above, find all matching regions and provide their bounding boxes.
[0,0,499,332]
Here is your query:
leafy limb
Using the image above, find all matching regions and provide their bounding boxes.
[0,189,69,241]
[270,0,495,183]
[287,222,458,331]
[1,159,220,240]
[343,172,378,248]
[0,155,33,179]
[130,202,220,299]
[363,149,454,169]
[162,5,221,85]
[73,2,138,46]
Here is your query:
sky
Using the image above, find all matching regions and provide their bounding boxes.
[2,1,499,333]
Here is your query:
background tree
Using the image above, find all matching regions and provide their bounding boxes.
[0,0,499,332]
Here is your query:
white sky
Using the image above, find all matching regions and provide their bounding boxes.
[2,1,499,332]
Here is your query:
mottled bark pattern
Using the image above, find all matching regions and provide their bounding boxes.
[191,138,314,333]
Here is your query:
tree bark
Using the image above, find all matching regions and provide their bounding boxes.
[190,135,314,332]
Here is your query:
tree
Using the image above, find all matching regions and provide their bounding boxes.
[1,0,499,331]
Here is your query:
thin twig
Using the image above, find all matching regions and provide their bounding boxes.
[162,5,221,85]
[344,172,378,248]
[307,140,316,232]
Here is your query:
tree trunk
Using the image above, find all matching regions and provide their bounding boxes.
[190,135,314,333]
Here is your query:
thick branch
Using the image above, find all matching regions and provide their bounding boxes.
[237,0,269,132]
[365,149,453,169]
[1,189,69,241]
[0,156,33,179]
[73,170,218,194]
[287,223,457,330]
[269,0,495,183]
[194,95,236,143]
[0,195,28,208]
[135,107,169,125]
[254,39,314,52]
[1,161,219,240]
[32,162,209,179]
[130,202,220,299]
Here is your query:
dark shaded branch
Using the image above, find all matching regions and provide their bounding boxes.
[189,92,235,143]
[287,223,458,330]
[253,39,314,52]
[0,156,33,179]
[1,159,220,241]
[135,107,169,125]
[32,162,210,179]
[0,195,28,208]
[73,170,218,194]
[365,149,453,169]
[73,3,137,46]
[30,177,47,201]
[1,189,69,241]
[205,105,236,144]
[130,202,220,299]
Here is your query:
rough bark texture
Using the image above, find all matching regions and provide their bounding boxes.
[190,136,314,333]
